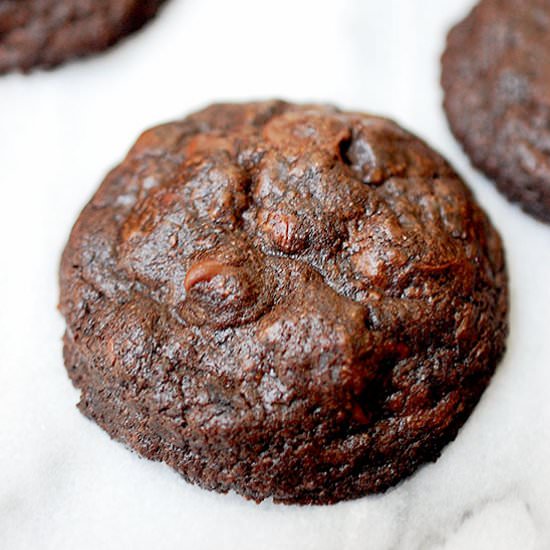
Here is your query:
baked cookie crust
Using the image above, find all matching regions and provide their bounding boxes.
[60,101,508,504]
[0,0,165,73]
[442,0,550,222]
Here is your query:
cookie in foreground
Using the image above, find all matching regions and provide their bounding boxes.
[59,101,508,504]
[0,0,166,73]
[442,0,550,223]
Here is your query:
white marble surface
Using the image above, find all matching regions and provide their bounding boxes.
[1,0,550,548]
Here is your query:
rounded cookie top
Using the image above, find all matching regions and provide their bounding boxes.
[0,0,165,73]
[59,101,508,504]
[442,0,550,223]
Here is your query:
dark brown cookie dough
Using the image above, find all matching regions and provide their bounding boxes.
[59,101,508,505]
[0,0,165,73]
[442,0,550,223]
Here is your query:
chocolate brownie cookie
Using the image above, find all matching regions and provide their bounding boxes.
[59,101,508,504]
[442,0,550,223]
[0,0,165,73]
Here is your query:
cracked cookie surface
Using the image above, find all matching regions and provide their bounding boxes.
[59,101,508,504]
[0,0,165,73]
[442,0,550,223]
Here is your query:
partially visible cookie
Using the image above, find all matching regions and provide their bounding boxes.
[442,0,550,223]
[0,0,166,73]
[59,101,508,504]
